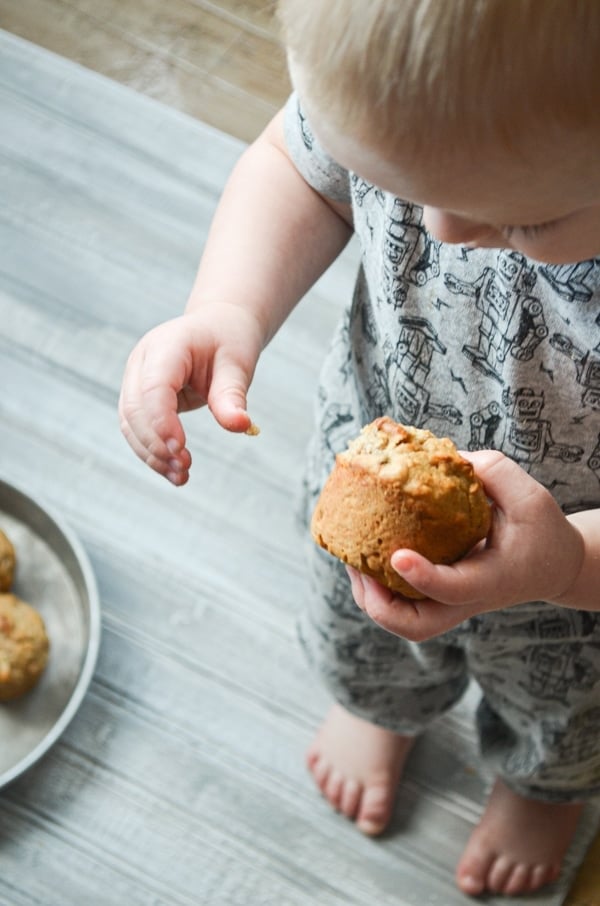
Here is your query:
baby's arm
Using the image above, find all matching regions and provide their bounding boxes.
[119,110,352,483]
[555,508,600,610]
[348,452,600,640]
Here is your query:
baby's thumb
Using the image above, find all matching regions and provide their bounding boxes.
[207,359,253,433]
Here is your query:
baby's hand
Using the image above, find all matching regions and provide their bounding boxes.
[118,305,263,484]
[347,451,585,640]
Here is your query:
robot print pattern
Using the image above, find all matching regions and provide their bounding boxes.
[291,131,600,514]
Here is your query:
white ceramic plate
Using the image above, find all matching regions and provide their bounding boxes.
[0,480,100,788]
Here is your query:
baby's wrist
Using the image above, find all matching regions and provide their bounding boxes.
[548,516,588,609]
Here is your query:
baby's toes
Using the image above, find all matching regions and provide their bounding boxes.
[488,854,516,893]
[530,862,560,892]
[309,754,331,795]
[504,862,530,896]
[339,778,361,819]
[356,781,395,836]
[323,769,344,809]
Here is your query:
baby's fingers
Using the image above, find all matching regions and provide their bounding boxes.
[207,351,253,434]
[348,566,483,641]
[389,547,501,609]
[120,403,190,485]
[119,359,191,483]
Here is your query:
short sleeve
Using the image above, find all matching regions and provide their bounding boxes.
[283,93,352,204]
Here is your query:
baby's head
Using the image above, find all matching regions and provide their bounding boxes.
[279,0,600,263]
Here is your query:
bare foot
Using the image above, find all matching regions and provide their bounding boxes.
[306,704,415,836]
[456,778,584,897]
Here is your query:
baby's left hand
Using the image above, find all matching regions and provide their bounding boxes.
[347,451,585,641]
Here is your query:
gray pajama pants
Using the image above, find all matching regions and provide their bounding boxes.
[299,545,600,802]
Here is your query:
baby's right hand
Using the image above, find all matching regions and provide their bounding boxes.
[118,305,263,484]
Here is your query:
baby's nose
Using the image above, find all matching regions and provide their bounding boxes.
[422,206,492,245]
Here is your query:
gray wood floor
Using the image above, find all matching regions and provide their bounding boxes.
[0,31,597,906]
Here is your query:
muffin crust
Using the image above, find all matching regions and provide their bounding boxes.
[311,418,492,598]
[0,593,50,700]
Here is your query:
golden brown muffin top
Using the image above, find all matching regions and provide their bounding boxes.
[0,593,49,683]
[339,417,479,493]
[0,529,16,592]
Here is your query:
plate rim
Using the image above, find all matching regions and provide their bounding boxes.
[0,479,101,789]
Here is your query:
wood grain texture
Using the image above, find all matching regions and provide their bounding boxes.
[0,27,598,906]
[0,0,289,141]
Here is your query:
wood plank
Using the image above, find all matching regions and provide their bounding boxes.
[211,28,290,103]
[564,831,600,906]
[0,0,287,139]
[192,0,282,37]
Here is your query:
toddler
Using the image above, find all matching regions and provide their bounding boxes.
[119,0,600,897]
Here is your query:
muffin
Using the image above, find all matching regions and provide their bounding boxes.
[311,417,492,598]
[0,529,16,592]
[0,593,50,700]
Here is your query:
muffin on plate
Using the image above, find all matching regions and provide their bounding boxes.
[311,417,492,599]
[0,529,16,592]
[0,593,50,700]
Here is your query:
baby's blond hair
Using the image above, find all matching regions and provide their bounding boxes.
[279,0,600,160]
